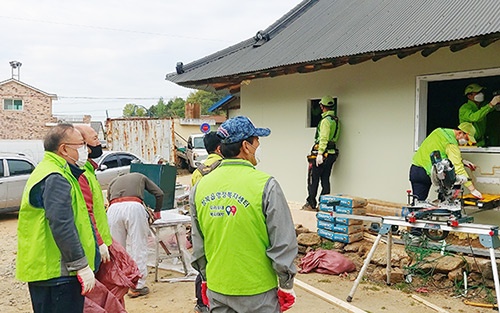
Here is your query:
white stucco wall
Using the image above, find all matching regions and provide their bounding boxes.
[237,41,500,209]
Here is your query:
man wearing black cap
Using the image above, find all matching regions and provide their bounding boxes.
[459,83,500,147]
[303,95,340,211]
[189,116,298,313]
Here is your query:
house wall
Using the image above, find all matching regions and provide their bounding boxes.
[239,41,500,212]
[0,81,55,139]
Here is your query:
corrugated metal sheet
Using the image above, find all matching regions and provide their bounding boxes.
[166,0,500,84]
[106,118,174,163]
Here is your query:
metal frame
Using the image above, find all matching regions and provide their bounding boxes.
[150,219,196,283]
[332,212,500,312]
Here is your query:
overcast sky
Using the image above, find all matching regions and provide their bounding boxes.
[0,0,299,122]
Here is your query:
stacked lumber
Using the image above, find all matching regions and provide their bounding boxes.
[366,198,407,217]
[316,194,366,243]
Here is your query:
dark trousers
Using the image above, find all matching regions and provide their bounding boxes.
[306,153,338,208]
[408,165,432,236]
[195,273,205,307]
[409,165,431,201]
[28,278,84,313]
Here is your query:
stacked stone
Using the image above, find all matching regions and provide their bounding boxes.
[316,194,366,244]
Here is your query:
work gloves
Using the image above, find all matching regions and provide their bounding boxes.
[201,281,209,307]
[462,159,476,171]
[470,189,483,199]
[99,243,110,263]
[76,265,96,295]
[455,175,468,185]
[277,287,296,312]
[316,154,324,167]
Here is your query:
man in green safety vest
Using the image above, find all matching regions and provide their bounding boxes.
[190,116,298,312]
[16,124,97,313]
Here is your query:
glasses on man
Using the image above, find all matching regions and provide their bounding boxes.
[61,142,87,149]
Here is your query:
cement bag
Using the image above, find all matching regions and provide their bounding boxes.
[299,249,356,275]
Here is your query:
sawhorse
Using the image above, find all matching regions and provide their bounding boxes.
[333,213,500,312]
[150,213,195,282]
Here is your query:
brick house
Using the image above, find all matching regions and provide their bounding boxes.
[0,78,57,139]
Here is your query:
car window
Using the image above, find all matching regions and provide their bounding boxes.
[102,154,119,169]
[7,159,35,176]
[119,153,140,166]
[193,137,205,149]
[0,160,4,177]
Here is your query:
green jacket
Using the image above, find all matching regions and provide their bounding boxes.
[459,99,493,146]
[83,160,112,246]
[16,152,96,282]
[191,153,223,187]
[315,110,340,154]
[412,128,471,187]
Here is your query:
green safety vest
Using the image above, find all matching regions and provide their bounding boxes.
[83,161,112,246]
[16,152,96,282]
[194,159,277,295]
[412,128,457,175]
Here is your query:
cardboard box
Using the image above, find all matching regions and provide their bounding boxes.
[317,228,364,243]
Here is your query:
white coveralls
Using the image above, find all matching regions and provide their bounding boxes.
[107,201,150,289]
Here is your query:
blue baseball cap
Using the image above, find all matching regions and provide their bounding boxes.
[217,116,271,144]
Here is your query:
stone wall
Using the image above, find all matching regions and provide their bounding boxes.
[0,80,56,139]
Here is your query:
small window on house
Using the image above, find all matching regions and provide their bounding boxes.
[307,97,338,128]
[416,68,500,152]
[3,99,23,111]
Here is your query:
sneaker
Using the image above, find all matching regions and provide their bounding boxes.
[128,286,150,298]
[194,304,209,313]
[301,203,318,211]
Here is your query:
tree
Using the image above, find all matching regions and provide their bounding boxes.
[122,103,148,117]
[186,90,226,115]
[167,97,186,117]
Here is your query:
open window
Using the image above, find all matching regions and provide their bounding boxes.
[307,97,338,128]
[415,68,500,152]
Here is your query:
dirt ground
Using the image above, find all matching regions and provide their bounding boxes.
[0,173,497,312]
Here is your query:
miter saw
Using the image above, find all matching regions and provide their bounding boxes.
[404,150,474,241]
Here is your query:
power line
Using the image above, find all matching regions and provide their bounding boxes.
[58,96,160,100]
[0,15,232,43]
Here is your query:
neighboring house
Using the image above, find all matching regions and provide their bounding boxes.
[0,78,57,139]
[166,0,500,208]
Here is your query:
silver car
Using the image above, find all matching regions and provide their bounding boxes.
[93,151,144,190]
[0,153,37,213]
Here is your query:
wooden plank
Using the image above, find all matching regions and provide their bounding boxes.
[295,279,367,313]
[411,295,450,313]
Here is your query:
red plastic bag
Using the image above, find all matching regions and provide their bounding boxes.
[95,240,141,306]
[84,280,126,313]
[299,249,356,275]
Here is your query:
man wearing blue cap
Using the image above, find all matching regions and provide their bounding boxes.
[189,116,298,313]
[459,83,500,147]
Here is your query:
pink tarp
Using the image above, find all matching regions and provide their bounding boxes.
[299,249,356,275]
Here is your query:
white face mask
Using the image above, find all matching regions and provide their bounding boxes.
[69,145,88,168]
[248,143,262,165]
[473,92,484,103]
[254,146,263,164]
[458,138,468,146]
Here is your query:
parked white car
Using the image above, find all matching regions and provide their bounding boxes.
[93,151,144,190]
[0,153,37,213]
